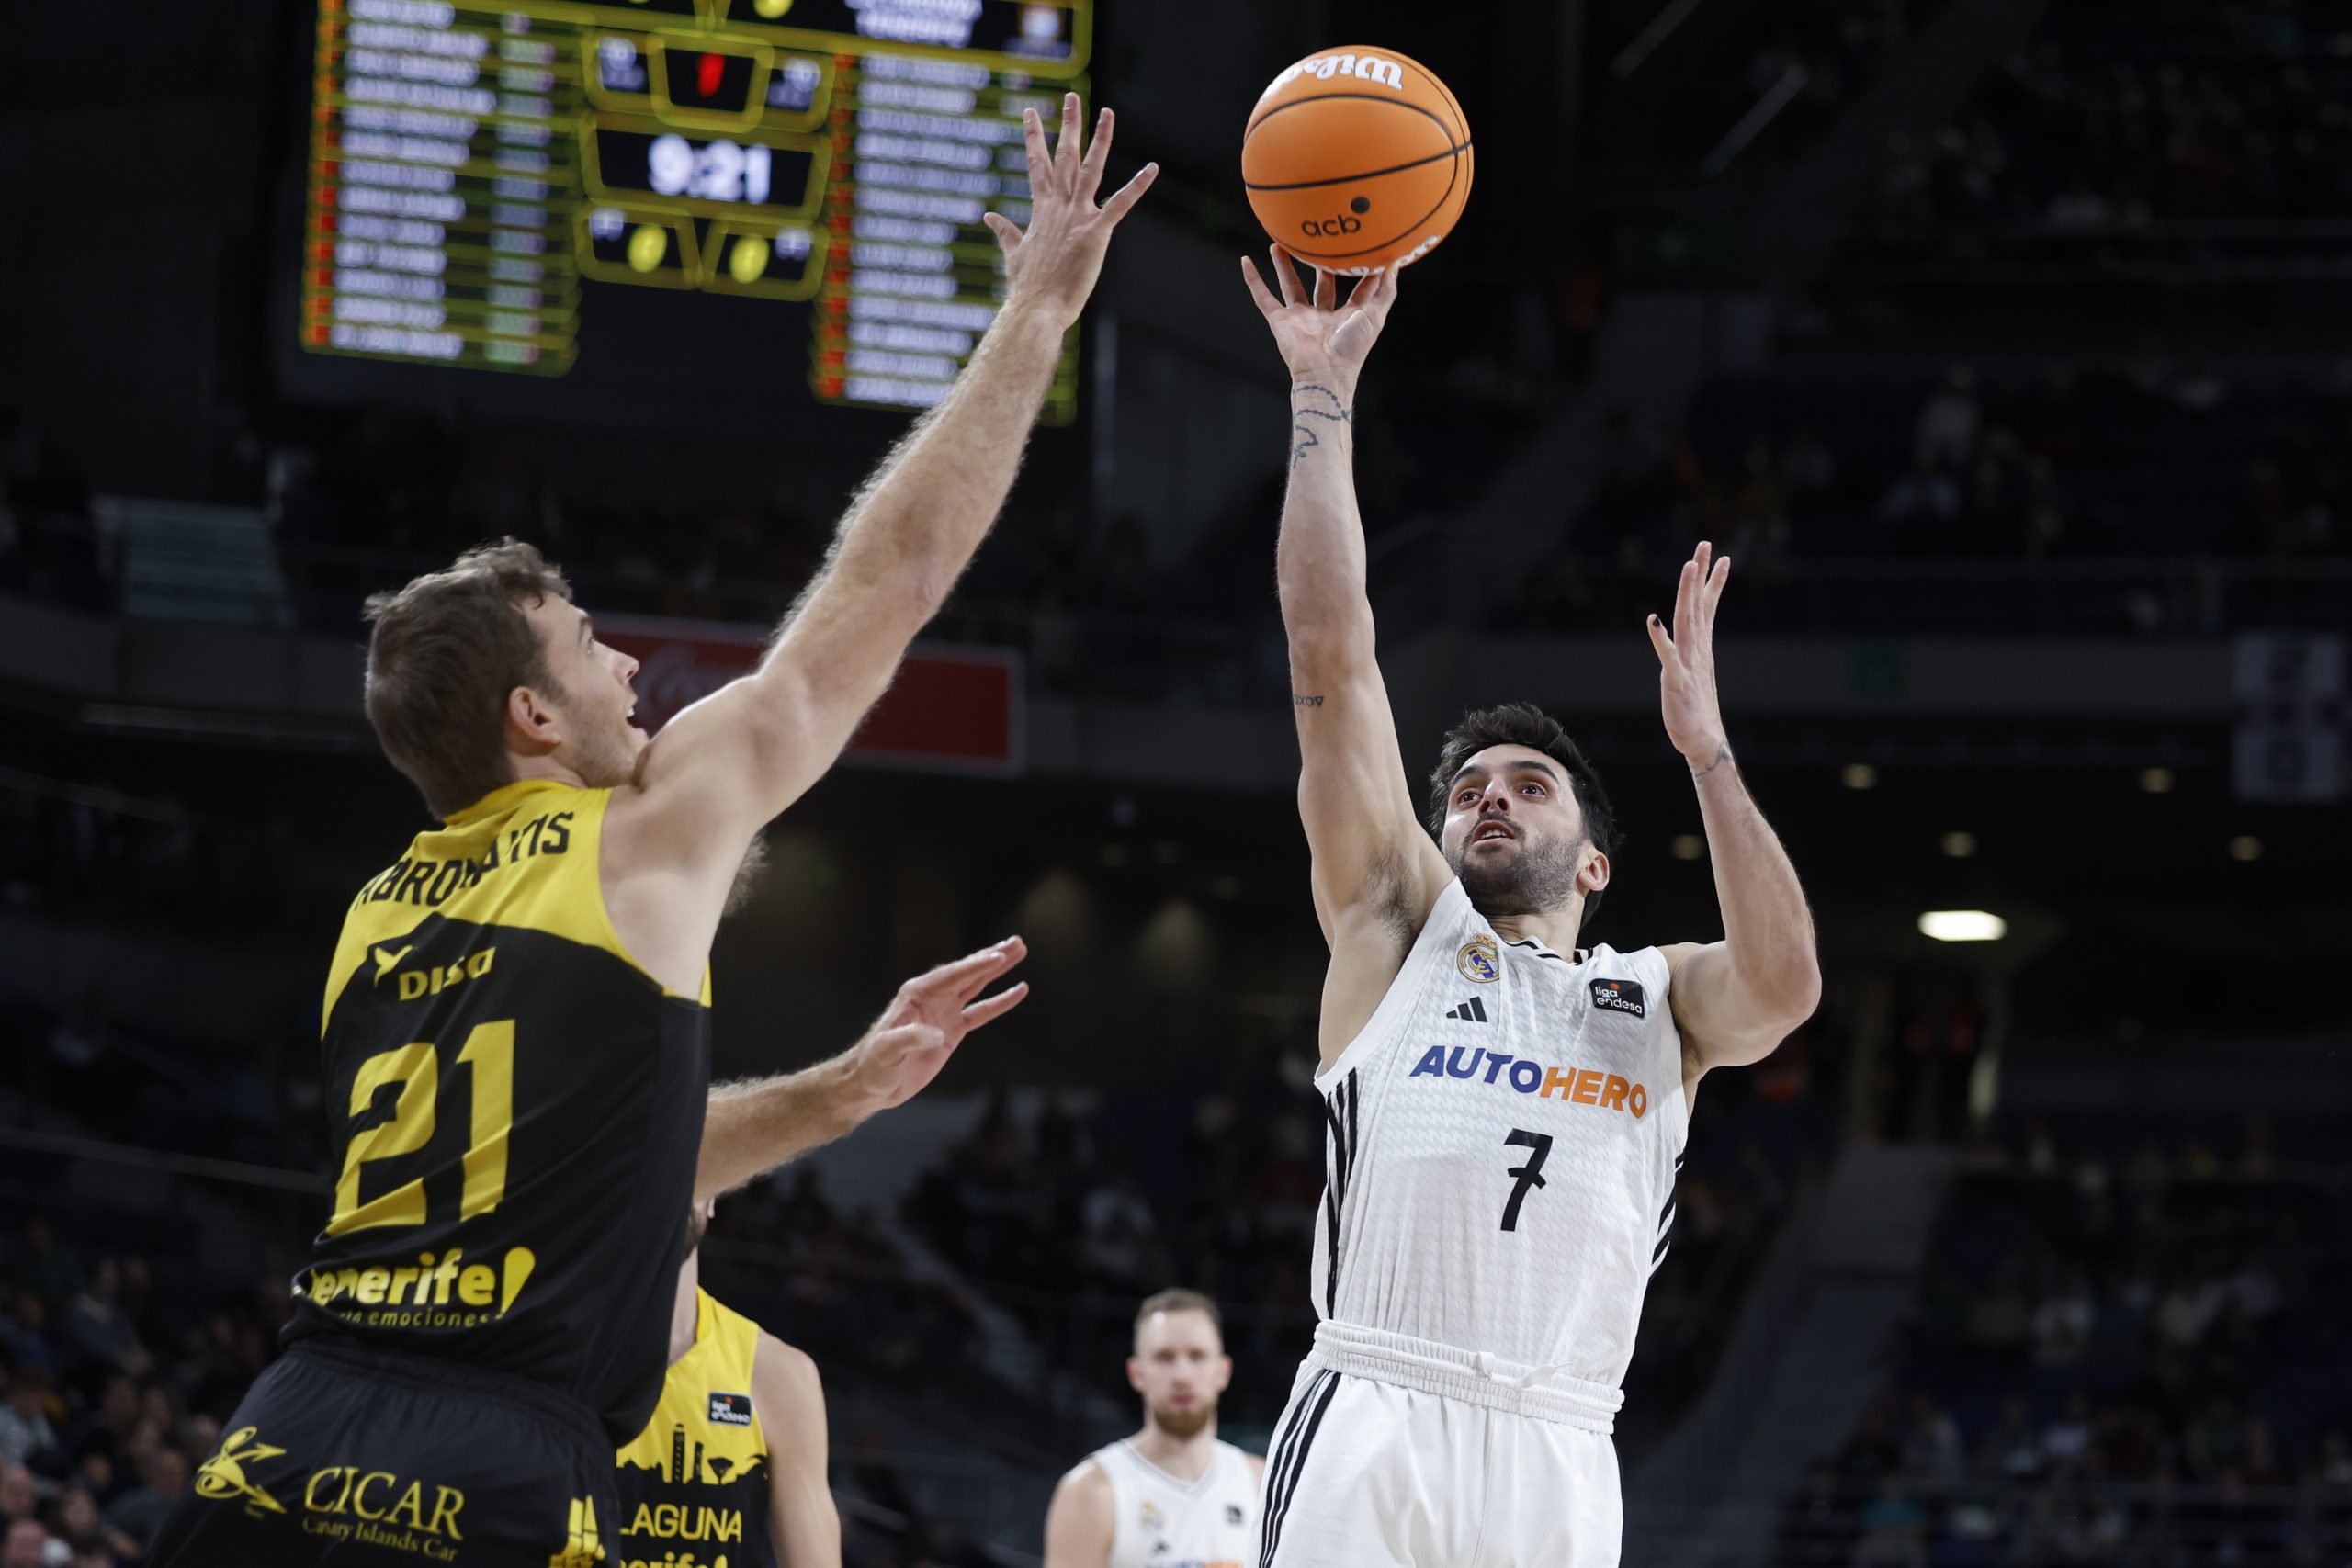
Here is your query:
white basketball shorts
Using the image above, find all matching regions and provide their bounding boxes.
[1256,1323,1624,1568]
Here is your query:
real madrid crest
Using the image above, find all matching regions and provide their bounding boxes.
[1457,932,1500,984]
[1139,1500,1166,1531]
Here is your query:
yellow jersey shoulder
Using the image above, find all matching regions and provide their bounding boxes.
[322,780,703,1031]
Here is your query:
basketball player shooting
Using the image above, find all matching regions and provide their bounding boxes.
[1043,1292,1263,1568]
[153,95,1153,1568]
[1238,249,1822,1566]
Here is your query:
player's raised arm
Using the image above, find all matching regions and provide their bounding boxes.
[1650,543,1823,1090]
[608,98,1155,908]
[694,938,1029,1201]
[1241,253,1449,1043]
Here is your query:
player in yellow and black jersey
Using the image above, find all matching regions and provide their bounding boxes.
[613,1201,837,1568]
[152,93,1156,1568]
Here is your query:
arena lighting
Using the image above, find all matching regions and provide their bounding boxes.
[1918,910,2007,942]
[1840,763,1878,789]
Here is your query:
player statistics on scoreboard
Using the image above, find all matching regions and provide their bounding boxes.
[300,0,1091,420]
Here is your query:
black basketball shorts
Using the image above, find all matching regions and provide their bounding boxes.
[150,1339,619,1567]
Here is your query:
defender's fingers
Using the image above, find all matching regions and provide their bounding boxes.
[959,981,1031,1032]
[1646,612,1677,666]
[1020,108,1050,188]
[1704,554,1732,617]
[1077,107,1113,200]
[913,937,1027,997]
[1314,265,1336,312]
[1054,92,1082,180]
[1098,161,1157,224]
[981,211,1022,257]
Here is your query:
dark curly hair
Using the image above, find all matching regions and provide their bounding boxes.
[1425,703,1619,928]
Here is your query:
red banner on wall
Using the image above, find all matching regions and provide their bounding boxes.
[602,615,1023,776]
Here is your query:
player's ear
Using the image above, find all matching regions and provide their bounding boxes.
[1125,1356,1144,1393]
[1580,848,1611,895]
[505,683,563,752]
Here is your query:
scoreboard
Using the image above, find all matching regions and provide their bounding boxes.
[300,0,1090,419]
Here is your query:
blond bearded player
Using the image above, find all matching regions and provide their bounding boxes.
[1236,249,1824,1567]
[1045,1292,1263,1568]
[153,95,1155,1568]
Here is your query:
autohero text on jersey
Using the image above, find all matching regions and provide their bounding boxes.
[1408,1045,1651,1119]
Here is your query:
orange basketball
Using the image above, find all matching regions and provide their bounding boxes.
[1242,46,1474,275]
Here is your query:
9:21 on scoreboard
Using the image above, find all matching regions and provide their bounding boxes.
[300,0,1091,420]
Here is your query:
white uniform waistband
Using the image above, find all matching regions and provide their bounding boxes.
[1307,1322,1623,1436]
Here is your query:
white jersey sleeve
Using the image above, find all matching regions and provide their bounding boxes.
[1307,878,1690,1385]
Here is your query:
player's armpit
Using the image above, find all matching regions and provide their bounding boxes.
[1664,940,1813,1084]
[1041,1459,1116,1568]
[753,1336,842,1568]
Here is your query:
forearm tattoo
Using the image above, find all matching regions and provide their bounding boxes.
[1293,694,1325,708]
[1288,384,1352,472]
[1691,741,1734,778]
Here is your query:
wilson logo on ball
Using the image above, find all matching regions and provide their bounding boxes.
[1269,52,1406,92]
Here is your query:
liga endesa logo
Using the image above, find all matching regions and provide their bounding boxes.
[1409,1044,1650,1119]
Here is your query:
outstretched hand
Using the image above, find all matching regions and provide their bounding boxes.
[841,938,1031,1119]
[986,94,1158,331]
[1646,542,1734,773]
[1240,247,1399,389]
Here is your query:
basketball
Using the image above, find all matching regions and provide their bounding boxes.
[1242,46,1474,275]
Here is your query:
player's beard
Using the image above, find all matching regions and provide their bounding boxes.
[1150,1401,1215,1441]
[1450,832,1585,918]
[565,706,642,791]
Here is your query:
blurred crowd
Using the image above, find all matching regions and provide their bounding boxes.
[1525,362,2350,634]
[0,1216,288,1568]
[1777,1119,2352,1567]
[1860,0,2352,257]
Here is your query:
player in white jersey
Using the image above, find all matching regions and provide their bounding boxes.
[1238,252,1825,1566]
[1043,1291,1265,1568]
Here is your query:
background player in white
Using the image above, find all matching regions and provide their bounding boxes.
[1043,1291,1264,1568]
[1237,250,1824,1566]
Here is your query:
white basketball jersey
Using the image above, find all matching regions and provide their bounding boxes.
[1091,1437,1259,1568]
[1310,878,1690,1385]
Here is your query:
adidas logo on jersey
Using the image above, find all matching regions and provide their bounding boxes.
[1443,998,1488,1023]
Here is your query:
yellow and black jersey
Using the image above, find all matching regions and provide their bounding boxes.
[615,1289,775,1568]
[284,779,710,1445]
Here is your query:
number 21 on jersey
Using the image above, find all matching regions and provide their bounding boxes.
[328,1021,515,1235]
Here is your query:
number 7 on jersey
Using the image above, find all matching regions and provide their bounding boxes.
[1499,1129,1552,1232]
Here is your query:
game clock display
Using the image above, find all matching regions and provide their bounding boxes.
[300,0,1090,418]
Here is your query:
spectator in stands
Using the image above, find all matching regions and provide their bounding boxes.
[0,1371,56,1471]
[0,1468,36,1539]
[0,1518,46,1568]
[9,1224,80,1314]
[56,1269,146,1384]
[1916,367,1981,470]
[101,1446,184,1549]
[54,1483,137,1563]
